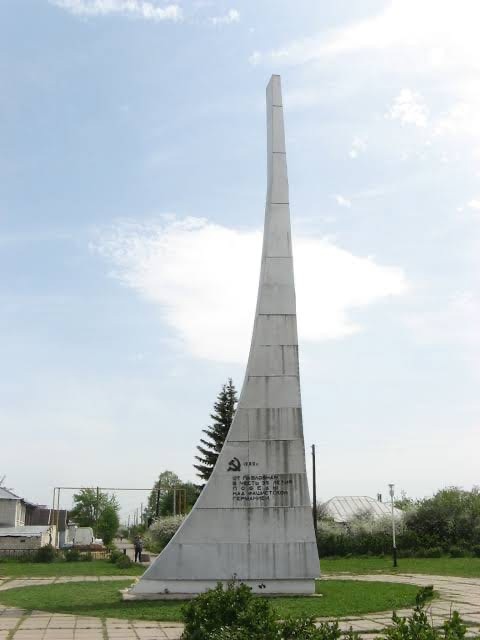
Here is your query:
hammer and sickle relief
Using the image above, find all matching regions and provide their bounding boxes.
[227,457,241,472]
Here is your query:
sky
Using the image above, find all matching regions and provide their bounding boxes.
[1,0,479,521]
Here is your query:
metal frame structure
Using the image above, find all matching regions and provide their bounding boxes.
[48,485,186,547]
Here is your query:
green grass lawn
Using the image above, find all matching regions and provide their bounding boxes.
[0,559,144,578]
[2,556,477,580]
[0,579,422,622]
[320,556,480,577]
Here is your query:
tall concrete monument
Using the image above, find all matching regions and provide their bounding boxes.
[132,75,320,597]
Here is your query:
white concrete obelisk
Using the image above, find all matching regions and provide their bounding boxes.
[132,75,320,597]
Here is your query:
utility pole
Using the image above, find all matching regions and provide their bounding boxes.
[155,486,161,518]
[388,483,398,568]
[311,445,318,536]
[95,487,100,538]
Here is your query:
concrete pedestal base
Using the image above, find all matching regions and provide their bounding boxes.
[124,578,317,600]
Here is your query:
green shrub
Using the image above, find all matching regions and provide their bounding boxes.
[208,618,359,640]
[422,547,443,558]
[145,515,185,553]
[317,487,480,557]
[181,581,362,640]
[80,551,93,562]
[182,582,278,640]
[33,545,56,563]
[471,545,480,558]
[383,603,467,640]
[415,585,434,606]
[109,549,123,564]
[115,554,132,569]
[404,487,480,552]
[449,546,466,558]
[64,548,81,562]
[180,584,449,640]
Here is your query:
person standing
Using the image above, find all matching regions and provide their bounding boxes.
[134,535,143,562]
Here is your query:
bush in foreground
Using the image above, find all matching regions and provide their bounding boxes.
[181,582,475,640]
[182,582,278,640]
[181,581,369,639]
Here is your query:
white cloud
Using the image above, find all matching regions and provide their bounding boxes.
[249,51,261,66]
[349,136,367,159]
[209,8,239,26]
[250,1,480,70]
[467,199,480,210]
[386,89,429,128]
[434,102,478,137]
[93,216,408,364]
[334,194,351,208]
[249,1,480,144]
[50,0,183,21]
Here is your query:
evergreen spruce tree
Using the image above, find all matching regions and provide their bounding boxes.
[194,379,238,484]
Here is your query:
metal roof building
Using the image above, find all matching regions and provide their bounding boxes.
[0,487,22,501]
[322,496,403,524]
[0,525,54,554]
[0,526,52,537]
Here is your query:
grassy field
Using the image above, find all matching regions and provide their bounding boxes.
[0,579,422,621]
[2,556,478,579]
[320,556,480,577]
[0,559,145,577]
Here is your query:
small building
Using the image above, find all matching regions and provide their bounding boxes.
[322,495,403,524]
[30,507,69,547]
[0,487,30,527]
[0,525,55,555]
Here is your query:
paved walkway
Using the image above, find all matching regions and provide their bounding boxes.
[322,573,480,638]
[113,539,156,566]
[0,573,479,639]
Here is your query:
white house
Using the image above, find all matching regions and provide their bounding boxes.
[0,487,28,527]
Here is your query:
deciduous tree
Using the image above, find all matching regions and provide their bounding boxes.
[69,488,119,540]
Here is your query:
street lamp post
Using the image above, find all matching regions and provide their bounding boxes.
[311,445,318,536]
[388,483,398,568]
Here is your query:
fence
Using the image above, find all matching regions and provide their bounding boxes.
[0,548,111,560]
[0,549,38,559]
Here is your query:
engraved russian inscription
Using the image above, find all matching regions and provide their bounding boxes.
[232,473,293,503]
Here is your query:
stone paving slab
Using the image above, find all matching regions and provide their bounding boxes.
[0,573,479,638]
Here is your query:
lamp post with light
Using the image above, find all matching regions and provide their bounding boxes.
[388,483,398,568]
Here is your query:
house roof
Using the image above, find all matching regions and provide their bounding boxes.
[0,487,38,507]
[0,526,52,538]
[323,496,403,523]
[0,487,22,501]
